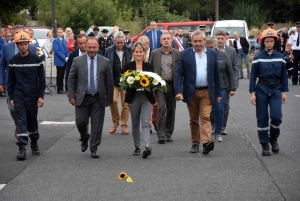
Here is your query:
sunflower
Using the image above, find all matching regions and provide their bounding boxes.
[118,172,127,180]
[140,77,150,87]
[124,71,132,76]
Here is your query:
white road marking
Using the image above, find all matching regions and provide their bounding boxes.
[40,121,75,125]
[0,184,6,190]
[295,95,300,97]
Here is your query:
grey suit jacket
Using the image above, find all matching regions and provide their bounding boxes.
[224,45,239,87]
[68,54,114,107]
[171,37,189,50]
[149,47,181,88]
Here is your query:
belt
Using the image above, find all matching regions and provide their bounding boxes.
[293,50,300,51]
[195,86,208,90]
[165,80,173,84]
[86,93,99,96]
[258,79,280,88]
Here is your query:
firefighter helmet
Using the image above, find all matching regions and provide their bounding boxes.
[261,28,278,41]
[14,31,31,43]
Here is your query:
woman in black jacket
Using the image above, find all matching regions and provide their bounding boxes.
[122,42,156,159]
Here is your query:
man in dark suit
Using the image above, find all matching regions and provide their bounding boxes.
[65,34,87,94]
[98,29,112,55]
[53,28,69,94]
[0,25,37,138]
[233,31,250,79]
[171,28,189,51]
[68,37,114,158]
[215,30,239,135]
[145,21,162,50]
[175,30,221,155]
[150,32,180,143]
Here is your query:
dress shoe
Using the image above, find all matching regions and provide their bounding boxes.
[292,83,297,85]
[91,151,99,158]
[247,75,250,79]
[166,136,173,142]
[0,92,6,97]
[158,136,165,144]
[190,144,199,153]
[57,90,66,94]
[262,144,270,156]
[203,141,214,155]
[31,141,40,155]
[81,133,90,152]
[270,139,279,153]
[110,124,118,134]
[17,144,26,160]
[142,147,152,159]
[121,126,129,135]
[239,75,243,79]
[133,147,141,155]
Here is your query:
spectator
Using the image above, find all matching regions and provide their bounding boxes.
[64,27,73,40]
[233,31,250,79]
[43,31,54,56]
[67,33,76,53]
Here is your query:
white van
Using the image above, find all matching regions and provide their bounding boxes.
[211,20,254,43]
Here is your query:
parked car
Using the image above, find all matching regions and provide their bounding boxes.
[85,26,114,36]
[24,26,52,48]
[132,21,214,42]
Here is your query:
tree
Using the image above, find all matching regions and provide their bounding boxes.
[0,0,35,25]
[37,0,120,33]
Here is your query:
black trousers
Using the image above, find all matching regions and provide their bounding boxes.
[292,50,300,84]
[56,64,66,92]
[75,94,105,152]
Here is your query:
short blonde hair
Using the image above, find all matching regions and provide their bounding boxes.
[131,42,147,62]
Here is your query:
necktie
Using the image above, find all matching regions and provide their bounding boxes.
[297,34,299,47]
[90,57,95,95]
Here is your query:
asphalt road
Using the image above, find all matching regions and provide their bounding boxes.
[0,75,299,201]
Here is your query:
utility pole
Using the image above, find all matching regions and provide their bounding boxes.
[215,0,219,21]
[52,0,57,37]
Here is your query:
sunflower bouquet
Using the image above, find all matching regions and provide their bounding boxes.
[120,70,167,92]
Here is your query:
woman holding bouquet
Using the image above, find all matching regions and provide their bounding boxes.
[122,42,156,158]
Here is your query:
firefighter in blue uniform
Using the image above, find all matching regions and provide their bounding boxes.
[7,31,46,160]
[249,28,289,156]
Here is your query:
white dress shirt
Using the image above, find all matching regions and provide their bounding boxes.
[235,38,242,49]
[288,32,300,50]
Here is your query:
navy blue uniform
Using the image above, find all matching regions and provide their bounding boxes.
[249,50,289,144]
[8,51,46,145]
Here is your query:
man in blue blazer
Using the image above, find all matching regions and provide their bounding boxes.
[175,30,221,155]
[53,28,69,94]
[145,21,162,50]
[0,25,37,138]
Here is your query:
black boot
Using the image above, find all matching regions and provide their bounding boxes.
[270,139,279,153]
[262,144,271,156]
[17,144,26,160]
[31,141,40,155]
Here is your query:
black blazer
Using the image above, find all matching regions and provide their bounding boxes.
[121,61,156,104]
[233,37,249,55]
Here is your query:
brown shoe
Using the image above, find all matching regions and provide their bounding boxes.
[121,126,129,135]
[109,124,118,134]
[247,75,250,79]
[239,75,243,79]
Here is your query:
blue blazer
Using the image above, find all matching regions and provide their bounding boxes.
[145,30,162,49]
[52,37,68,67]
[0,42,37,90]
[175,47,221,105]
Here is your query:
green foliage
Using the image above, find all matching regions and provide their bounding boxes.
[37,0,120,34]
[223,2,265,29]
[0,0,35,25]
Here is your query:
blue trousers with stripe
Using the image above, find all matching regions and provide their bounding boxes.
[14,102,39,145]
[256,88,282,144]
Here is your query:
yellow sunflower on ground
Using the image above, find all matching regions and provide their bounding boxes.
[124,71,132,76]
[140,77,150,87]
[118,172,127,180]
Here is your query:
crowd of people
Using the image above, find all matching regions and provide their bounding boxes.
[0,20,299,160]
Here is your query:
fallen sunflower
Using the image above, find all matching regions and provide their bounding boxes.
[140,77,150,87]
[118,172,127,180]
